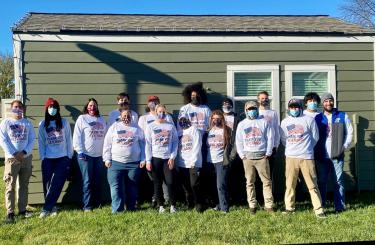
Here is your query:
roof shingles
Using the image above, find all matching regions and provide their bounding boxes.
[12,13,375,35]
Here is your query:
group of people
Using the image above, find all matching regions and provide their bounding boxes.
[0,82,353,223]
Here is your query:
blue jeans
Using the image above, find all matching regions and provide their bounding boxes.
[107,161,140,213]
[316,158,345,211]
[77,155,103,210]
[42,157,71,212]
[214,162,229,212]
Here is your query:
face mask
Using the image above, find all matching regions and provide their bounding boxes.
[122,116,131,125]
[212,119,222,127]
[118,101,129,107]
[222,106,233,114]
[247,110,258,119]
[48,107,57,116]
[88,106,97,115]
[289,109,301,117]
[11,108,23,118]
[307,101,318,111]
[179,120,191,130]
[191,96,200,105]
[157,112,166,120]
[148,101,156,110]
[260,99,270,107]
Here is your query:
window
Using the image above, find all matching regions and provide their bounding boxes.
[285,65,336,107]
[227,65,280,115]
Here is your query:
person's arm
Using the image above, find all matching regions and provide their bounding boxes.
[343,113,354,149]
[72,116,84,155]
[38,122,46,161]
[102,125,113,164]
[0,120,17,156]
[145,125,153,164]
[235,123,245,159]
[266,123,274,157]
[138,127,146,164]
[170,125,179,160]
[311,119,319,148]
[280,121,287,147]
[273,111,281,148]
[24,121,36,155]
[64,119,74,159]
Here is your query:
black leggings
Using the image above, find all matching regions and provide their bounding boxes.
[151,157,176,206]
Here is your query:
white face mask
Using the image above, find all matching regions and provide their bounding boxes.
[48,107,57,116]
[222,106,233,114]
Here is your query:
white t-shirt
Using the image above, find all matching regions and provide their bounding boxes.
[224,114,235,130]
[138,113,173,132]
[177,125,202,168]
[73,114,107,157]
[303,110,319,118]
[178,103,211,133]
[206,127,224,164]
[258,109,280,148]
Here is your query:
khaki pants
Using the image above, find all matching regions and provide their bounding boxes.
[284,157,323,214]
[243,158,273,209]
[3,155,33,214]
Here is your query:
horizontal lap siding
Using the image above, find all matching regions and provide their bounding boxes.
[22,41,375,204]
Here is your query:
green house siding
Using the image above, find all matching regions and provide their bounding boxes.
[22,41,375,204]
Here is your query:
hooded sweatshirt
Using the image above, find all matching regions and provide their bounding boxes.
[280,114,319,159]
[0,118,36,158]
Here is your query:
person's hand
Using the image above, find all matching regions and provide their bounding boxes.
[168,158,174,170]
[14,151,24,162]
[264,155,270,160]
[146,163,152,171]
[105,161,112,168]
[140,161,146,168]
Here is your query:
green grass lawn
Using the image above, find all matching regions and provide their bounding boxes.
[0,165,374,244]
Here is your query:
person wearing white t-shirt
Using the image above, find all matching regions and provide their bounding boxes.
[108,92,138,126]
[303,92,321,118]
[73,98,107,212]
[0,100,35,223]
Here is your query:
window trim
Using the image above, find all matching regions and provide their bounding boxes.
[227,65,280,114]
[284,64,336,108]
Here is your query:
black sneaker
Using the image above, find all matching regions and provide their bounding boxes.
[5,213,15,224]
[249,208,257,215]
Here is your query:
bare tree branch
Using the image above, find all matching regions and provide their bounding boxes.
[339,0,375,29]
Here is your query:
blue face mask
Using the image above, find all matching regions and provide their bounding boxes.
[157,112,166,120]
[289,109,301,117]
[307,101,318,111]
[247,110,258,119]
[48,107,57,116]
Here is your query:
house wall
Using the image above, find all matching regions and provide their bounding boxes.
[21,41,375,204]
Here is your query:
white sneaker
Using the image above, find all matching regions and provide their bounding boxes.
[159,206,166,213]
[39,210,50,218]
[170,205,177,214]
[51,207,58,216]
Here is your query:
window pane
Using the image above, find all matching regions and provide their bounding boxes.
[234,72,272,97]
[292,72,328,97]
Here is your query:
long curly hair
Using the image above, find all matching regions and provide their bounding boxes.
[181,81,208,105]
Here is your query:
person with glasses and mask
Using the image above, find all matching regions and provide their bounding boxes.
[204,110,236,213]
[235,100,274,214]
[103,107,145,213]
[38,98,73,218]
[303,92,321,118]
[176,117,204,212]
[73,98,107,212]
[145,104,178,213]
[0,100,36,223]
[178,82,211,135]
[108,92,138,126]
[280,98,326,218]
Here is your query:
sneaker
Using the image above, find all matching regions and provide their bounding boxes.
[316,212,327,219]
[51,207,58,216]
[19,211,33,218]
[170,205,177,214]
[249,208,256,215]
[282,210,295,215]
[151,198,157,208]
[158,206,166,214]
[265,207,274,213]
[5,213,15,224]
[212,205,220,211]
[83,209,93,213]
[39,210,50,219]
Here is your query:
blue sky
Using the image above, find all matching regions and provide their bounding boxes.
[1,0,344,53]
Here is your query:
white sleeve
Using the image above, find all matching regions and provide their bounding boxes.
[311,119,319,147]
[170,125,179,160]
[132,111,139,124]
[266,123,274,156]
[24,121,36,155]
[235,123,245,159]
[38,122,46,160]
[280,121,287,147]
[0,120,17,156]
[64,119,73,159]
[145,125,153,164]
[102,125,114,163]
[343,114,354,149]
[72,116,84,154]
[273,111,280,148]
[138,127,146,162]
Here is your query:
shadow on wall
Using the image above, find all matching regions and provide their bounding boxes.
[61,43,185,205]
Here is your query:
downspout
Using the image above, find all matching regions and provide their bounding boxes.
[12,34,23,102]
[352,114,360,194]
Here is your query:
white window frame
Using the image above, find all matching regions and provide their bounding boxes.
[284,64,336,108]
[227,65,280,113]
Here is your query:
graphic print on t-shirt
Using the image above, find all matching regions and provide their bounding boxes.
[207,133,224,150]
[180,134,193,152]
[189,112,206,130]
[286,124,305,143]
[88,121,105,140]
[244,126,262,146]
[116,130,135,146]
[154,128,170,146]
[9,124,27,142]
[46,126,64,145]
